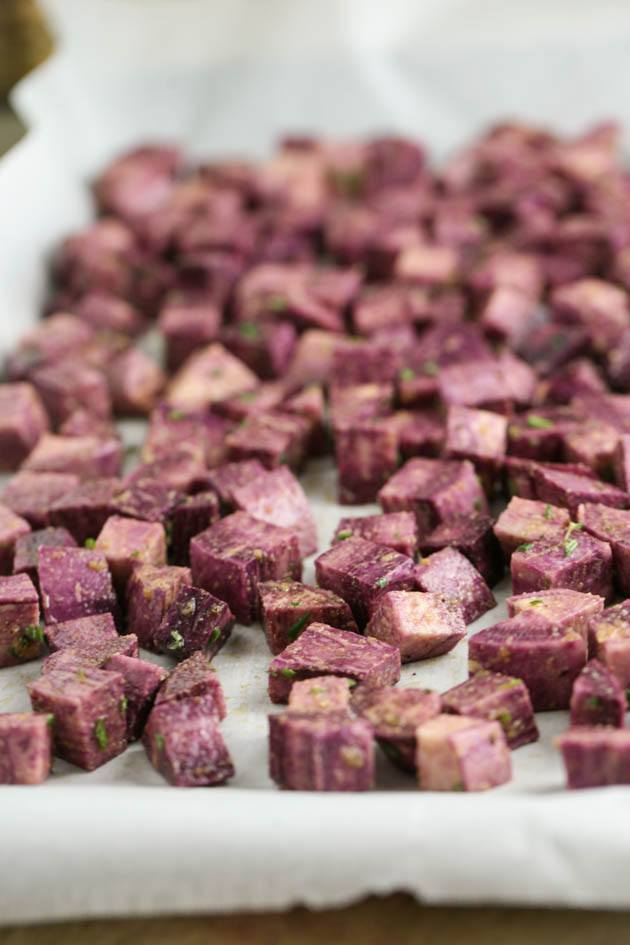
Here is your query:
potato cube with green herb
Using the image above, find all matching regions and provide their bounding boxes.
[155,651,226,720]
[48,478,120,546]
[350,685,441,772]
[38,545,118,625]
[414,547,495,624]
[103,654,168,741]
[419,514,504,587]
[588,601,630,688]
[510,530,613,599]
[259,580,358,655]
[95,515,167,593]
[493,496,570,556]
[335,417,400,505]
[153,586,233,661]
[333,511,418,558]
[0,504,31,576]
[532,466,629,517]
[577,502,630,595]
[144,697,234,787]
[444,405,507,491]
[507,588,604,644]
[0,573,42,667]
[570,659,625,728]
[441,671,538,748]
[125,564,192,650]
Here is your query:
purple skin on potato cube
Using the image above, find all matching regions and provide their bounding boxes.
[469,250,543,297]
[333,512,418,559]
[232,465,317,558]
[144,698,234,787]
[588,601,630,688]
[154,652,226,721]
[205,460,266,513]
[350,685,441,772]
[6,313,93,380]
[269,712,374,791]
[125,564,191,650]
[95,515,166,593]
[441,671,539,749]
[507,588,604,645]
[30,361,112,427]
[416,715,512,791]
[437,360,520,414]
[38,545,118,625]
[330,336,401,387]
[493,497,570,556]
[1,471,80,528]
[190,512,301,625]
[48,478,120,545]
[503,457,595,501]
[556,727,630,789]
[28,666,128,771]
[74,290,145,336]
[22,433,123,481]
[366,590,466,662]
[551,277,629,353]
[110,477,180,524]
[469,611,586,710]
[287,676,355,716]
[165,342,258,412]
[444,405,507,492]
[222,320,297,380]
[259,580,358,655]
[103,654,168,741]
[542,358,607,406]
[415,547,495,625]
[562,422,620,479]
[334,418,400,505]
[569,659,625,728]
[268,622,401,704]
[169,492,220,565]
[378,458,487,535]
[0,573,42,668]
[532,466,629,517]
[283,383,327,456]
[106,347,165,417]
[0,383,49,470]
[577,502,630,595]
[0,504,31,576]
[314,537,416,629]
[510,530,613,600]
[158,292,222,373]
[0,713,53,785]
[419,514,504,587]
[153,585,233,661]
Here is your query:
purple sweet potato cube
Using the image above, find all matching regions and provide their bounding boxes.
[441,671,539,749]
[613,432,630,492]
[419,514,504,587]
[31,360,111,426]
[577,502,630,595]
[378,458,487,535]
[169,492,220,565]
[328,382,393,427]
[103,654,168,741]
[6,313,93,380]
[215,381,286,423]
[510,530,613,600]
[556,727,630,789]
[333,512,418,558]
[159,292,222,372]
[479,285,538,347]
[268,712,374,791]
[73,290,145,336]
[38,545,117,625]
[28,666,127,770]
[438,360,518,414]
[543,358,607,405]
[1,471,80,528]
[507,408,579,462]
[562,422,619,478]
[0,573,42,667]
[551,277,629,353]
[143,698,234,787]
[232,465,317,557]
[190,512,301,624]
[469,611,586,710]
[154,651,226,720]
[493,497,570,556]
[330,335,401,387]
[414,547,495,625]
[153,586,233,661]
[95,515,166,592]
[110,477,180,525]
[392,410,444,460]
[283,383,327,455]
[205,460,266,513]
[444,405,507,492]
[142,404,229,469]
[106,347,165,416]
[226,410,310,470]
[532,466,629,517]
[417,714,512,791]
[0,504,31,575]
[0,713,53,784]
[394,243,459,287]
[569,659,625,728]
[259,580,358,655]
[350,685,441,772]
[222,320,297,380]
[22,433,123,481]
[507,588,605,644]
[166,343,258,411]
[314,537,416,628]
[588,602,630,688]
[0,383,49,470]
[126,451,205,495]
[125,564,192,649]
[44,611,118,650]
[284,329,340,389]
[48,477,120,545]
[366,590,466,662]
[334,417,400,505]
[287,676,354,716]
[268,622,401,704]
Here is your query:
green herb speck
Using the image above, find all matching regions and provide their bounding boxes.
[209,627,221,644]
[238,321,260,339]
[119,696,128,716]
[586,696,603,710]
[287,613,312,642]
[155,733,165,751]
[526,414,553,430]
[422,360,439,377]
[94,718,108,751]
[374,576,388,589]
[399,367,415,382]
[528,599,543,607]
[267,294,287,313]
[563,538,578,557]
[84,538,97,549]
[516,542,534,553]
[168,629,185,652]
[168,409,186,421]
[543,504,553,520]
[336,529,353,541]
[280,668,297,679]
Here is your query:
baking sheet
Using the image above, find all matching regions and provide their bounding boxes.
[3,0,630,922]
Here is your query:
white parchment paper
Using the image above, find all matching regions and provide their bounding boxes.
[2,0,630,922]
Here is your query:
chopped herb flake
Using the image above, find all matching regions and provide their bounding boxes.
[267,294,287,312]
[526,414,553,429]
[586,696,603,710]
[287,613,312,642]
[155,733,165,751]
[516,542,534,553]
[119,696,128,716]
[543,504,553,520]
[94,718,108,751]
[168,409,186,421]
[422,360,439,377]
[563,538,579,557]
[168,629,185,652]
[280,668,297,679]
[84,538,97,549]
[238,321,260,339]
[399,367,415,382]
[374,576,389,589]
[209,627,221,644]
[528,599,544,607]
[336,529,353,540]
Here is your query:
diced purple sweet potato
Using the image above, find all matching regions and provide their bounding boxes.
[232,465,317,557]
[268,622,401,704]
[0,713,53,784]
[204,460,266,513]
[169,492,220,566]
[47,477,120,546]
[414,547,495,624]
[154,652,226,720]
[125,451,206,495]
[269,712,374,791]
[419,514,504,587]
[391,410,444,460]
[0,573,42,668]
[1,471,80,528]
[507,408,578,462]
[259,580,358,655]
[106,347,165,416]
[29,666,127,770]
[577,502,630,595]
[503,457,597,501]
[444,405,507,492]
[569,659,625,728]
[329,382,394,428]
[330,335,401,387]
[45,611,118,651]
[110,477,181,525]
[152,585,233,661]
[214,381,286,423]
[394,243,459,287]
[438,360,521,414]
[469,611,586,710]
[533,466,629,517]
[22,433,123,481]
[551,277,630,353]
[103,654,168,741]
[143,404,229,469]
[0,383,49,470]
[556,727,630,789]
[190,512,301,624]
[479,285,538,347]
[73,290,145,336]
[334,417,400,505]
[542,358,607,406]
[350,685,441,771]
[283,383,327,455]
[226,410,310,470]
[287,676,354,716]
[314,537,416,628]
[95,515,166,592]
[125,564,192,649]
[0,504,31,576]
[6,313,94,379]
[333,512,418,558]
[31,361,111,427]
[366,590,466,662]
[159,292,222,372]
[507,588,604,644]
[510,530,613,600]
[588,601,630,688]
[493,497,570,555]
[38,545,118,625]
[441,671,538,749]
[469,249,543,297]
[143,698,234,787]
[222,320,297,380]
[378,458,487,535]
[416,715,512,791]
[166,343,258,411]
[283,329,340,389]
